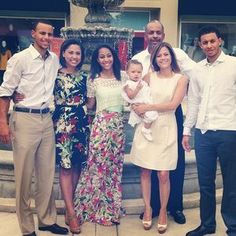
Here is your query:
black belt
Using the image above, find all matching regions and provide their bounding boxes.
[13,107,50,114]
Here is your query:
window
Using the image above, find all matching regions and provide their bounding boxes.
[179,18,236,62]
[0,18,65,55]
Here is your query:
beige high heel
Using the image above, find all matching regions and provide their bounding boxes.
[142,208,152,230]
[157,213,167,234]
[157,223,167,234]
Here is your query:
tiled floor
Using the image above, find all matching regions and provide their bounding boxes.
[0,204,226,236]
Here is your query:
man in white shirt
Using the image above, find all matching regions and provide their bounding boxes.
[0,20,68,236]
[134,20,195,224]
[183,25,236,236]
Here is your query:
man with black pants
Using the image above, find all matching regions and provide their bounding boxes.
[133,20,195,224]
[183,25,236,236]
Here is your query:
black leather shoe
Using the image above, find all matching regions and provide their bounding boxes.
[23,232,36,236]
[38,223,69,235]
[139,212,144,220]
[139,211,158,220]
[171,210,186,224]
[186,225,216,236]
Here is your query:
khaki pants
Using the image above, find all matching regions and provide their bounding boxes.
[10,111,57,235]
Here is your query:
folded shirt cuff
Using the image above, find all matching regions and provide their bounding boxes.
[183,127,191,136]
[0,87,14,98]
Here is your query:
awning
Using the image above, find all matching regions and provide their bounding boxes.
[179,0,235,16]
[0,0,69,13]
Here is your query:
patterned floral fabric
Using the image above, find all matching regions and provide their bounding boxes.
[74,110,125,225]
[74,76,125,225]
[53,70,89,169]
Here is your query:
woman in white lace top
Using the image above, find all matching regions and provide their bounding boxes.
[74,44,125,226]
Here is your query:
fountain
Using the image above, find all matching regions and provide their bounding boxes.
[60,0,134,67]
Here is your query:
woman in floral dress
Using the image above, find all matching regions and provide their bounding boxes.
[53,39,89,234]
[74,44,125,226]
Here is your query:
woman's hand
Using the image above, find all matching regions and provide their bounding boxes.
[182,135,191,152]
[132,103,148,116]
[12,91,25,103]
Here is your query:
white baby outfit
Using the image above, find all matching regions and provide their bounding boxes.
[121,79,158,127]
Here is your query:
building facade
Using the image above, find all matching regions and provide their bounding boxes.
[1,0,236,62]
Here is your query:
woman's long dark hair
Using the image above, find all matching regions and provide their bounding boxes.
[59,39,85,70]
[151,42,180,73]
[90,44,121,80]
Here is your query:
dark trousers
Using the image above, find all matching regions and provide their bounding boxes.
[150,105,185,214]
[195,129,236,235]
[0,70,5,85]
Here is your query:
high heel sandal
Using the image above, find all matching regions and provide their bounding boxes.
[157,214,167,234]
[67,214,81,234]
[157,223,167,234]
[142,208,152,230]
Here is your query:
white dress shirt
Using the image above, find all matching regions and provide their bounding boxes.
[132,48,196,79]
[0,44,59,109]
[183,51,236,135]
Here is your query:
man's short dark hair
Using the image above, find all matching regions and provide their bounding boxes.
[32,19,54,30]
[198,25,221,41]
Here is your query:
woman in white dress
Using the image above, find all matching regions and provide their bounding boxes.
[130,42,188,233]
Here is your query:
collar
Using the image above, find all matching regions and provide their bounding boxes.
[29,44,51,60]
[202,50,226,66]
[143,48,150,56]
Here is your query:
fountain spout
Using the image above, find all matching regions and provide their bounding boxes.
[71,0,125,27]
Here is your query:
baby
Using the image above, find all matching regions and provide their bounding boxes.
[122,59,158,141]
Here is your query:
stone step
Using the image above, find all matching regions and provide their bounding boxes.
[0,188,223,214]
[0,150,223,200]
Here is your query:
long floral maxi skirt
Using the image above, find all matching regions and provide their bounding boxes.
[74,111,125,225]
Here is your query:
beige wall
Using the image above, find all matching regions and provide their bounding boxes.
[69,4,87,27]
[159,0,179,46]
[70,0,179,46]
